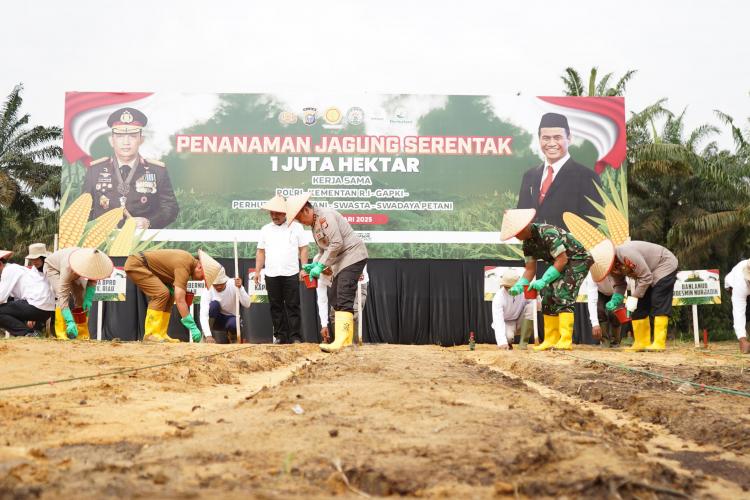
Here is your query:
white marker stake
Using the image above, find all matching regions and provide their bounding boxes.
[234,237,241,344]
[97,301,103,341]
[53,233,59,252]
[692,304,700,348]
[356,282,363,347]
[532,298,540,344]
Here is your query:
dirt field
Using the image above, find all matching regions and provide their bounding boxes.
[0,338,748,499]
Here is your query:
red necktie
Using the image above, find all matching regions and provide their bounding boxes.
[538,165,554,204]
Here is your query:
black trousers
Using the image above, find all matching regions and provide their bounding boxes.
[0,300,53,336]
[265,274,301,343]
[632,271,678,320]
[328,259,368,329]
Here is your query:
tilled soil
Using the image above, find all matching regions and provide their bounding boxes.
[0,338,748,498]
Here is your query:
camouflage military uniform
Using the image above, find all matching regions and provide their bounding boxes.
[83,156,179,229]
[522,223,593,315]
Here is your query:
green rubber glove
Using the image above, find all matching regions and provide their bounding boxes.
[302,263,315,273]
[83,285,96,312]
[61,308,78,339]
[509,277,529,296]
[308,262,326,279]
[167,285,174,295]
[180,315,202,343]
[605,293,625,312]
[529,266,562,291]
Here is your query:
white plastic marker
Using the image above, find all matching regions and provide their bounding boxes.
[532,297,540,344]
[234,237,242,343]
[97,301,103,341]
[356,281,363,347]
[692,304,700,348]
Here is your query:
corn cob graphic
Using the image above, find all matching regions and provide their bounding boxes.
[81,207,125,249]
[109,217,137,257]
[59,193,93,249]
[604,203,630,245]
[562,211,606,250]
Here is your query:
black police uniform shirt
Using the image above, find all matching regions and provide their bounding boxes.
[83,156,180,229]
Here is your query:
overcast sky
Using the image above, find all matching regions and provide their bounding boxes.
[3,0,748,150]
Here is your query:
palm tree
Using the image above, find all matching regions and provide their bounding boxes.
[0,84,62,257]
[561,67,637,97]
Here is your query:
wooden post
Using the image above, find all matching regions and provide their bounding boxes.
[234,237,242,344]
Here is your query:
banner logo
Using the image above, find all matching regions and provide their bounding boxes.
[303,107,318,126]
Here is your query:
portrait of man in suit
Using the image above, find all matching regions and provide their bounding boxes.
[516,112,602,228]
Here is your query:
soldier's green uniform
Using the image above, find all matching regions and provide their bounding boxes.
[83,156,179,228]
[522,223,593,315]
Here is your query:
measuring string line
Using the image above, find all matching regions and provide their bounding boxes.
[0,344,258,393]
[556,352,750,399]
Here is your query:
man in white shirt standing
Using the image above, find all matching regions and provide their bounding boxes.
[0,250,55,337]
[724,259,750,354]
[199,268,251,344]
[492,268,534,350]
[254,195,309,344]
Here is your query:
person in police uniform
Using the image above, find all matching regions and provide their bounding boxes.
[82,107,179,229]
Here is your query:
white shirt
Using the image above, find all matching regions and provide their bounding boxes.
[725,260,749,339]
[198,283,251,337]
[491,287,528,345]
[257,221,307,277]
[316,266,368,327]
[0,263,56,311]
[539,152,570,191]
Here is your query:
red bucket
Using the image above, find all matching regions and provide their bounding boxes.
[72,307,87,323]
[523,285,537,299]
[185,292,195,306]
[304,275,318,289]
[613,306,631,324]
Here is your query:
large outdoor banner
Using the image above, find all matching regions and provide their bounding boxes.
[61,93,627,259]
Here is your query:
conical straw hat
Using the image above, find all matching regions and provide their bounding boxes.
[589,239,615,282]
[500,268,521,287]
[198,249,222,288]
[69,248,114,280]
[500,209,536,241]
[285,192,312,224]
[261,195,287,213]
[0,250,13,261]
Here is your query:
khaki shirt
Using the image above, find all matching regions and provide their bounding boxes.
[44,247,88,310]
[312,207,368,277]
[612,241,678,298]
[141,249,197,290]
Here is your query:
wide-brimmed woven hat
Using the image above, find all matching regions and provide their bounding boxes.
[0,249,13,261]
[26,243,51,260]
[589,239,616,282]
[261,195,287,213]
[214,267,229,285]
[500,268,521,287]
[500,209,536,241]
[69,248,114,280]
[198,249,222,288]
[285,192,312,224]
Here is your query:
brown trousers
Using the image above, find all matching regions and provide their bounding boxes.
[124,256,173,312]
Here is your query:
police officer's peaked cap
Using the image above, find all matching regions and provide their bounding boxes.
[538,112,569,135]
[107,107,148,133]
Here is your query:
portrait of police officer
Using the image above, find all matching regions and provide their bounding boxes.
[82,107,179,229]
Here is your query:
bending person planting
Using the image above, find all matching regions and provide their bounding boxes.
[606,241,678,352]
[500,209,613,351]
[287,192,368,353]
[45,247,114,340]
[125,249,222,343]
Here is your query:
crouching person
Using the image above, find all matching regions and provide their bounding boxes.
[0,250,55,337]
[492,268,534,350]
[198,269,250,343]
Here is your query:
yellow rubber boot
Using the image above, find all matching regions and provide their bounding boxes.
[53,308,68,340]
[76,317,90,340]
[626,318,651,352]
[143,309,164,342]
[533,315,560,351]
[553,312,575,350]
[646,315,668,351]
[321,311,353,353]
[159,311,180,343]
